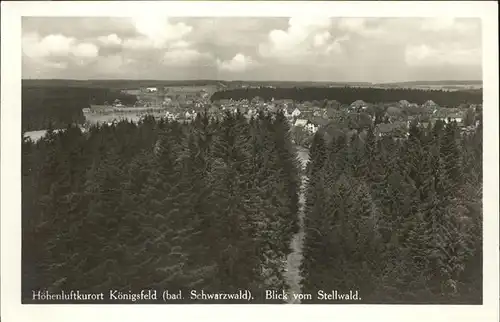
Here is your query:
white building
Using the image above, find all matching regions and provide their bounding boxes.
[292,108,301,117]
[436,116,463,124]
[294,119,308,127]
[146,87,158,92]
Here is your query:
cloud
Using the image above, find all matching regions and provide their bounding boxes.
[21,17,482,82]
[122,37,155,50]
[419,17,479,33]
[336,18,481,45]
[22,32,99,70]
[169,40,190,49]
[72,43,99,58]
[44,61,69,69]
[129,17,193,49]
[97,34,122,46]
[337,18,366,33]
[336,18,385,38]
[217,53,257,72]
[23,33,74,58]
[94,55,136,75]
[121,18,193,51]
[313,31,331,47]
[162,48,213,66]
[259,17,349,62]
[405,44,481,66]
[270,17,331,50]
[22,17,138,40]
[325,34,350,54]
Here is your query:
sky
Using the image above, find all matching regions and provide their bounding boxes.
[22,17,482,83]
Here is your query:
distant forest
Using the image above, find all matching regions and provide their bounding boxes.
[22,112,300,303]
[211,87,483,106]
[22,79,220,90]
[22,86,137,132]
[301,120,482,303]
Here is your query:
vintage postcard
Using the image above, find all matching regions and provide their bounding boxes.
[1,1,499,322]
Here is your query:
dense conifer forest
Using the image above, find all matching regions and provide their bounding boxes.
[22,86,137,132]
[22,106,482,304]
[211,87,482,106]
[22,112,300,303]
[301,119,483,304]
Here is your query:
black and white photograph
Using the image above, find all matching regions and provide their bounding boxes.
[2,1,499,322]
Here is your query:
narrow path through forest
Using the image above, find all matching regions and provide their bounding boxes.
[283,147,309,304]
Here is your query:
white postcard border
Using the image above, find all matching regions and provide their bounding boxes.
[2,1,498,322]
